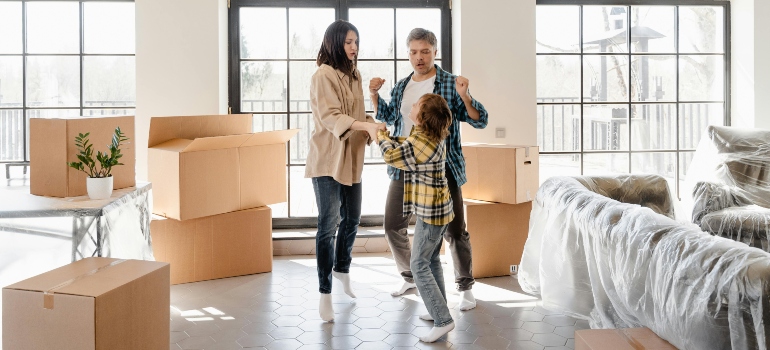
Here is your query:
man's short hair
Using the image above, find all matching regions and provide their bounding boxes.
[406,28,438,50]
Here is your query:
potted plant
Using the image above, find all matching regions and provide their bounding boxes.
[67,127,129,200]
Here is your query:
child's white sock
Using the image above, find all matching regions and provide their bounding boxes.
[419,322,455,343]
[332,271,356,298]
[319,293,334,322]
[419,313,434,321]
[458,290,476,311]
[391,281,417,296]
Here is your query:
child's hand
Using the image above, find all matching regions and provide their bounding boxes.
[364,123,379,142]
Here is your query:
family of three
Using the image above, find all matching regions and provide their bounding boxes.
[304,20,489,343]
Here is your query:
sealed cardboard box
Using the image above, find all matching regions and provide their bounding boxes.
[575,328,677,350]
[463,144,539,204]
[465,199,531,278]
[30,115,136,198]
[148,115,298,220]
[2,257,169,350]
[151,206,273,284]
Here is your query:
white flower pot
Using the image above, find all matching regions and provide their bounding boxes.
[86,176,113,200]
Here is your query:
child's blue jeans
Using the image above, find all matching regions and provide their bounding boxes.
[411,218,454,327]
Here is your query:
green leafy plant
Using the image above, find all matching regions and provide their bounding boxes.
[67,127,129,178]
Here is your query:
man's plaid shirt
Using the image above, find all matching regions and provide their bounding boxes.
[378,127,454,226]
[374,64,489,186]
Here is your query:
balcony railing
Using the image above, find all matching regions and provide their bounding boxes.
[1,98,716,165]
[0,102,135,162]
[537,98,716,153]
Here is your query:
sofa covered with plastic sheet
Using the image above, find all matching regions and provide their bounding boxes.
[519,174,770,350]
[688,125,770,251]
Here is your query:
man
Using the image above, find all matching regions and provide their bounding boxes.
[370,28,488,311]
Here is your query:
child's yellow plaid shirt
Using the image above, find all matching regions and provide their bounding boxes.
[378,126,454,226]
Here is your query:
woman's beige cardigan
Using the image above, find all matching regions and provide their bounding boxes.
[305,64,374,186]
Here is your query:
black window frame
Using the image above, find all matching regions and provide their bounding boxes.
[0,0,136,165]
[228,0,452,227]
[536,0,731,199]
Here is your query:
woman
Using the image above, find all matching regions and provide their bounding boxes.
[305,19,383,322]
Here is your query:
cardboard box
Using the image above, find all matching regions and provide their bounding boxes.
[2,257,169,350]
[575,328,678,350]
[466,199,532,278]
[463,144,539,204]
[151,206,273,284]
[148,115,298,220]
[30,115,136,197]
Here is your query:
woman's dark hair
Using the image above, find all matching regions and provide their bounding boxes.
[317,20,359,80]
[416,94,452,143]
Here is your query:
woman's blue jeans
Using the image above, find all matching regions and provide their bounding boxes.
[312,176,362,294]
[411,218,454,327]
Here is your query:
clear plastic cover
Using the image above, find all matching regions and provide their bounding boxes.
[686,125,770,249]
[520,175,770,350]
[0,184,154,288]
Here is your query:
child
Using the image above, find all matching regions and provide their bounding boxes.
[378,93,455,343]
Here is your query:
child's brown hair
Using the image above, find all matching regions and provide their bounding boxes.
[416,93,451,143]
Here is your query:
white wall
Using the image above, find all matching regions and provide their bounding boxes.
[135,0,228,181]
[731,0,770,130]
[452,0,537,146]
[755,0,770,130]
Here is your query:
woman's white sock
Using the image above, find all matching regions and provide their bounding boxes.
[332,271,356,298]
[319,293,334,322]
[419,322,455,343]
[391,281,417,296]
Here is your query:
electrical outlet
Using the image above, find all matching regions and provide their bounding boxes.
[510,265,518,274]
[495,127,506,138]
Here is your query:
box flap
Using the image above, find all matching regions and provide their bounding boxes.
[181,134,253,152]
[463,199,496,206]
[4,257,168,299]
[241,129,300,147]
[148,115,252,148]
[152,138,193,152]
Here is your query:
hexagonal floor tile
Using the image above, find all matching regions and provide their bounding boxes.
[330,323,361,336]
[327,335,363,349]
[354,328,389,341]
[272,316,305,327]
[265,338,303,350]
[542,315,577,327]
[297,330,332,345]
[178,336,216,350]
[355,317,387,329]
[473,335,510,350]
[380,321,416,334]
[522,322,556,334]
[237,333,274,347]
[269,326,304,340]
[531,333,568,347]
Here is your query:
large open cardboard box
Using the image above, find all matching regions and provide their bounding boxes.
[148,115,297,220]
[575,328,677,350]
[465,199,532,278]
[462,144,539,204]
[151,206,273,284]
[2,257,169,350]
[30,115,136,198]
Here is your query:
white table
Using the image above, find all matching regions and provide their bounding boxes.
[0,183,154,263]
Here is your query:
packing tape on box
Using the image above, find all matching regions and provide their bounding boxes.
[616,329,645,350]
[525,147,530,157]
[43,259,127,310]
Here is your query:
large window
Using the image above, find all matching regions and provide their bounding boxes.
[536,1,730,198]
[0,0,136,163]
[229,0,451,221]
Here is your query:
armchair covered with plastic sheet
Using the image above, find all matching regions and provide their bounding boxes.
[519,174,770,350]
[688,125,770,251]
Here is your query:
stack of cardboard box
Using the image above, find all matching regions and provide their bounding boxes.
[147,115,297,284]
[461,143,540,278]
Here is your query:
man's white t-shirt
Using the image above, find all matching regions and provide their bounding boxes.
[399,75,436,135]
